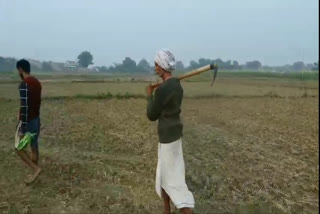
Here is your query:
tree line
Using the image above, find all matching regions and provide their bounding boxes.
[1,51,318,73]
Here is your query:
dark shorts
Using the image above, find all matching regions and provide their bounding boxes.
[26,117,41,151]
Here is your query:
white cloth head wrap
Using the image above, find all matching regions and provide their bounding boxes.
[155,50,175,72]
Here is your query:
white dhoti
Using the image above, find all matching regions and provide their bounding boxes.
[156,138,195,209]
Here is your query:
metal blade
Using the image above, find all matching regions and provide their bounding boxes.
[210,65,218,87]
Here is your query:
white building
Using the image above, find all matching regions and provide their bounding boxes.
[65,61,78,71]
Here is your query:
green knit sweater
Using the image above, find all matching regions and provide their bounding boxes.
[147,77,183,143]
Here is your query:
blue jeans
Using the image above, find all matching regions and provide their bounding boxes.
[26,117,41,151]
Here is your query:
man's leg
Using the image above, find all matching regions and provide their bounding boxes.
[16,149,41,184]
[162,188,171,214]
[31,147,39,164]
[180,207,192,214]
[28,131,41,183]
[16,149,32,166]
[28,117,40,165]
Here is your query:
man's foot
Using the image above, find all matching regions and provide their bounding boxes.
[24,167,41,184]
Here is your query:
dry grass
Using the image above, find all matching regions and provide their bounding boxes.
[0,78,318,214]
[182,97,318,213]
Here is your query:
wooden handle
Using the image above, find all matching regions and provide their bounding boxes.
[179,64,212,80]
[151,64,216,88]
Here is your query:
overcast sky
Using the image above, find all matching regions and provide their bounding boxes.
[0,0,318,66]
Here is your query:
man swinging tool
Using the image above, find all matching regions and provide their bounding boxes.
[146,50,195,214]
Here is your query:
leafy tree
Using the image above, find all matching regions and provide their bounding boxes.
[175,61,184,71]
[137,59,151,73]
[292,61,305,71]
[189,60,199,69]
[245,60,262,70]
[311,61,319,71]
[198,58,211,67]
[213,58,224,67]
[77,51,93,68]
[305,63,314,70]
[224,60,232,69]
[100,66,108,72]
[122,57,137,72]
[232,60,240,69]
[0,57,16,72]
[42,61,53,71]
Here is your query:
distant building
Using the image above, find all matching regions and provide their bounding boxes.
[65,61,78,71]
[90,66,100,72]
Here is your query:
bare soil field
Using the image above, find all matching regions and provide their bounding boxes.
[0,78,318,214]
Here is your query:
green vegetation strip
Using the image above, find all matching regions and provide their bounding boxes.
[1,92,317,102]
